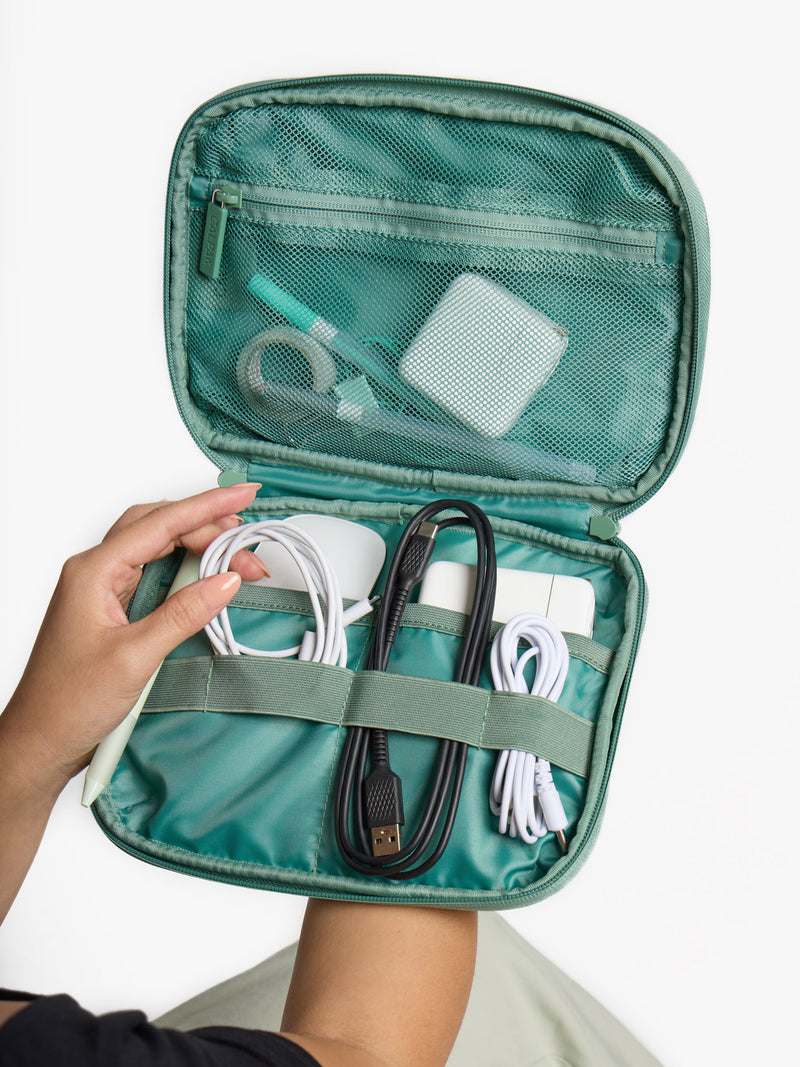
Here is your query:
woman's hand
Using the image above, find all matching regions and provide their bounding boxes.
[0,483,265,799]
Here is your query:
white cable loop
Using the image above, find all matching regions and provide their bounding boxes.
[489,613,569,845]
[199,520,347,667]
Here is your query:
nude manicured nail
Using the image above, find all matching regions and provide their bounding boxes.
[249,554,271,577]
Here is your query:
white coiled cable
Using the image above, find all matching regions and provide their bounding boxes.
[199,520,348,667]
[489,613,570,850]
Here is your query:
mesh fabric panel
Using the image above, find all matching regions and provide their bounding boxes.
[184,102,684,489]
[195,103,676,230]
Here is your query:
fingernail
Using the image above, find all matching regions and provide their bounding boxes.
[219,573,241,592]
[229,482,262,490]
[218,514,245,530]
[249,553,271,577]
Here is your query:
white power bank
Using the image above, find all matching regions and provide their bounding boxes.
[417,561,595,637]
[399,273,568,438]
[252,514,386,600]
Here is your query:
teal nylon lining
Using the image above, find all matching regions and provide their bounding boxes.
[242,462,594,537]
[142,657,595,778]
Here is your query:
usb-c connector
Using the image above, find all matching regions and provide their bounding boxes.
[397,522,439,590]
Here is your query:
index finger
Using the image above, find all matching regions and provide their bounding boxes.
[96,484,262,569]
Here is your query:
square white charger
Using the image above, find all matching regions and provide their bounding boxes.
[399,273,568,438]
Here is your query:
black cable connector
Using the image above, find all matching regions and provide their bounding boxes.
[364,729,404,857]
[364,765,404,856]
[398,521,439,584]
[383,521,438,647]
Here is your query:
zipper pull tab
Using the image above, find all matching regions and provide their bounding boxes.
[199,186,242,280]
[588,515,620,541]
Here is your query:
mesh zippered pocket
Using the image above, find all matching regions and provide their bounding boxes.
[186,195,683,487]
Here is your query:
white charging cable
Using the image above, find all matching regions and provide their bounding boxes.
[489,613,570,852]
[199,520,370,668]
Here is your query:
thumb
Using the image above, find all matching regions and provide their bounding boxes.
[128,572,241,666]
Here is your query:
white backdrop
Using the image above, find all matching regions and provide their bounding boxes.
[0,3,796,1064]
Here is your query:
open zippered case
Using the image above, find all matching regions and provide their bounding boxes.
[92,74,709,908]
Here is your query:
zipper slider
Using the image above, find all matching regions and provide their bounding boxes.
[199,185,242,280]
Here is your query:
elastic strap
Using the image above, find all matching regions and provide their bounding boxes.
[144,656,596,777]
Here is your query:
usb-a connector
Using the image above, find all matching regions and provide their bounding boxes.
[371,824,402,856]
[364,765,404,856]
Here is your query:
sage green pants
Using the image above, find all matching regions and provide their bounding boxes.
[154,913,661,1067]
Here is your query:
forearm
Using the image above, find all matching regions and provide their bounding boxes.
[0,705,64,926]
[281,899,477,1067]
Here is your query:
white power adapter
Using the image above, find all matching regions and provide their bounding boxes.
[417,560,594,637]
[399,273,568,438]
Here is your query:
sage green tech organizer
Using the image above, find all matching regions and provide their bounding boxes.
[92,74,710,907]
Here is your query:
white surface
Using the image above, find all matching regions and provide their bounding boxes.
[0,4,796,1064]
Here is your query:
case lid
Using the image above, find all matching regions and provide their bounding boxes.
[164,75,709,518]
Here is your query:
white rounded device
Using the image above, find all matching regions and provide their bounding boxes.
[253,514,386,600]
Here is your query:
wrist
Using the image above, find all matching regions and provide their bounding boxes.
[0,701,72,804]
[0,705,65,927]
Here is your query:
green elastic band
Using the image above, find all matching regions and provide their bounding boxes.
[144,657,596,777]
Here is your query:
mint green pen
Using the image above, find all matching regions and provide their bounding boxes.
[247,274,421,409]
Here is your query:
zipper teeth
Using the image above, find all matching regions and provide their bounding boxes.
[94,809,407,904]
[233,192,657,251]
[92,805,486,907]
[95,820,498,908]
[165,73,704,508]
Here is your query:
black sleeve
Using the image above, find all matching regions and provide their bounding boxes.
[0,992,321,1067]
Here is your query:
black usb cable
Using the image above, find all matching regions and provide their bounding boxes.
[334,499,496,879]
